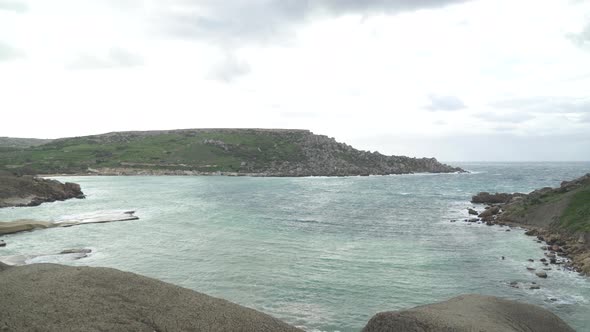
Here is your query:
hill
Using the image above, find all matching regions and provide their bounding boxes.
[0,137,53,149]
[0,129,463,176]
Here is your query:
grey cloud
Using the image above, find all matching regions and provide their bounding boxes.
[317,0,469,14]
[207,53,250,82]
[0,41,24,61]
[426,94,466,111]
[491,97,590,114]
[67,48,143,70]
[154,0,470,46]
[0,0,27,13]
[154,0,470,83]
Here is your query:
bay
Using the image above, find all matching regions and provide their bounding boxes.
[1,162,589,331]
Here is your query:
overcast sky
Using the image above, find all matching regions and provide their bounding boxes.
[1,0,589,161]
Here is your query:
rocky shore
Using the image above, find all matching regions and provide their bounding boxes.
[465,174,590,276]
[0,172,85,208]
[0,211,139,237]
[0,263,575,332]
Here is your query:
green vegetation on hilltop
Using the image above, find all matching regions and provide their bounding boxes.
[0,137,53,149]
[560,188,590,232]
[0,130,305,174]
[499,174,590,233]
[0,129,463,176]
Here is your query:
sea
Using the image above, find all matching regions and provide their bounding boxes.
[1,162,589,331]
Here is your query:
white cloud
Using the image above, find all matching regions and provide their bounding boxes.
[0,0,589,161]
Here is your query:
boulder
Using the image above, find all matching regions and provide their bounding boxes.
[479,206,501,218]
[362,294,574,332]
[468,208,478,215]
[0,263,301,332]
[536,271,548,278]
[0,240,5,247]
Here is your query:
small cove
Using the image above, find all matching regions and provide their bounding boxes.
[1,162,589,331]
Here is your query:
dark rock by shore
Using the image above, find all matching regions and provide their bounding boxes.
[471,192,524,204]
[362,294,574,332]
[0,172,84,208]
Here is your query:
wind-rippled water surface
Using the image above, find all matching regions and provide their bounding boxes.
[1,162,590,331]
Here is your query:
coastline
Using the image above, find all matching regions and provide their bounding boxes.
[39,168,467,178]
[465,175,590,276]
[2,165,588,330]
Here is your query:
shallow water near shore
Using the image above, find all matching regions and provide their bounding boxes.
[1,162,590,331]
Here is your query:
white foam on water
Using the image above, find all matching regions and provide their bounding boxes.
[53,210,138,225]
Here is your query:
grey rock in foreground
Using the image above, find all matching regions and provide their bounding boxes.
[0,263,301,332]
[362,294,574,332]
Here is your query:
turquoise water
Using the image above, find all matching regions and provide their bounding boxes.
[1,162,590,331]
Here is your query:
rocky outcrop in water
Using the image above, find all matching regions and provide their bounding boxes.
[0,211,139,236]
[0,172,85,208]
[362,294,574,332]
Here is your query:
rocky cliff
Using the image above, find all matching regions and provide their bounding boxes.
[0,172,85,208]
[0,129,464,176]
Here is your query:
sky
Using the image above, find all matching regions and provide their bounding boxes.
[1,0,589,161]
